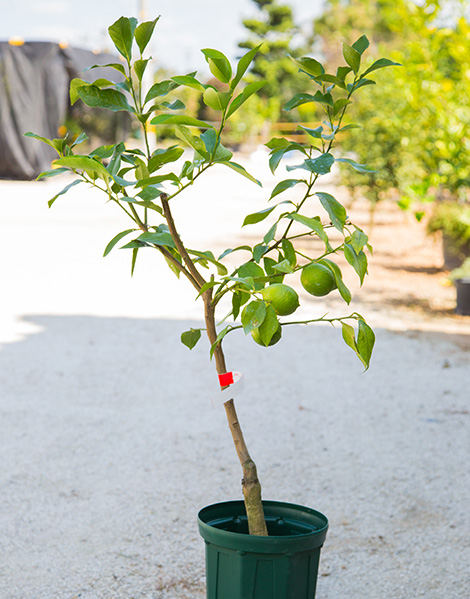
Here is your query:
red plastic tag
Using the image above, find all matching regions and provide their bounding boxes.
[218,372,234,387]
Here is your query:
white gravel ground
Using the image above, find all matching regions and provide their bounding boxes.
[1,155,469,598]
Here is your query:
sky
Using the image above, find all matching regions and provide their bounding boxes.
[0,0,323,72]
[1,0,325,73]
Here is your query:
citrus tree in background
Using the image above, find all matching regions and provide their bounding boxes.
[313,0,470,218]
[26,16,399,536]
[237,0,314,125]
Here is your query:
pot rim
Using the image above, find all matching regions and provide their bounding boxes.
[198,499,328,554]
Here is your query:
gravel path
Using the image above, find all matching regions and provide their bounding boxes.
[1,157,469,598]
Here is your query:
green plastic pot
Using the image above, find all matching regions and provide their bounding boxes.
[198,500,328,599]
[456,278,470,315]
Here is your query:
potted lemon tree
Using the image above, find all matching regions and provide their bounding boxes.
[27,16,398,599]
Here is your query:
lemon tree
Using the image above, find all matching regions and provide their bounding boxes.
[27,16,398,537]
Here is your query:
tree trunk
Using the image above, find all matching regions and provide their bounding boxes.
[203,290,268,536]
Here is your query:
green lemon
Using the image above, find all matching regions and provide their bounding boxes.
[261,283,300,316]
[251,324,282,347]
[301,262,337,296]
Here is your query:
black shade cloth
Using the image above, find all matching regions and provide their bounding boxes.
[0,42,122,180]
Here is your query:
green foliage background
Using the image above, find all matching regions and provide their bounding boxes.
[312,0,470,212]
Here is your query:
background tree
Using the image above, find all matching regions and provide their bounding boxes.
[238,0,314,124]
[312,0,470,218]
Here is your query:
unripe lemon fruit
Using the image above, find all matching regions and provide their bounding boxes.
[261,283,299,316]
[301,262,336,296]
[251,324,282,347]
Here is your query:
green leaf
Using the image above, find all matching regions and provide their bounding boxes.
[213,140,233,162]
[315,73,347,89]
[352,35,369,55]
[188,249,228,275]
[344,244,368,285]
[282,238,296,268]
[203,87,231,111]
[243,206,276,226]
[135,231,176,248]
[181,328,202,350]
[70,132,88,148]
[135,173,180,187]
[85,62,126,76]
[343,43,361,74]
[53,155,110,179]
[299,125,323,139]
[36,167,69,180]
[338,124,362,132]
[220,161,261,186]
[238,262,265,291]
[284,93,317,111]
[226,80,266,118]
[210,326,231,359]
[268,143,307,174]
[134,58,149,82]
[175,125,207,157]
[241,300,266,334]
[160,99,186,111]
[106,142,126,177]
[333,98,351,116]
[108,16,137,61]
[69,78,89,105]
[272,259,293,274]
[150,114,213,129]
[357,319,375,369]
[231,44,262,89]
[341,322,357,354]
[312,90,334,107]
[320,259,351,304]
[316,192,347,232]
[47,179,82,208]
[263,223,277,245]
[135,18,159,54]
[349,79,376,92]
[336,158,376,173]
[362,58,401,77]
[148,146,184,173]
[337,66,353,80]
[77,85,134,112]
[103,229,137,257]
[202,48,232,83]
[257,305,280,346]
[170,75,206,92]
[304,153,335,175]
[270,179,304,200]
[131,246,139,276]
[285,213,331,248]
[24,131,61,154]
[89,144,116,159]
[290,55,325,78]
[218,246,251,260]
[144,79,179,103]
[200,129,217,156]
[349,229,369,252]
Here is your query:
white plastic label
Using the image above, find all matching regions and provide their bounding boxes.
[212,371,245,407]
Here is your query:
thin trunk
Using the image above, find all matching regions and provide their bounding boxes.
[203,290,268,536]
[161,193,268,536]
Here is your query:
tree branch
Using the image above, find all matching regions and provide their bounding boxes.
[161,193,207,290]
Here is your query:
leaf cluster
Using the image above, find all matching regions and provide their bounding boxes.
[23,17,400,370]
